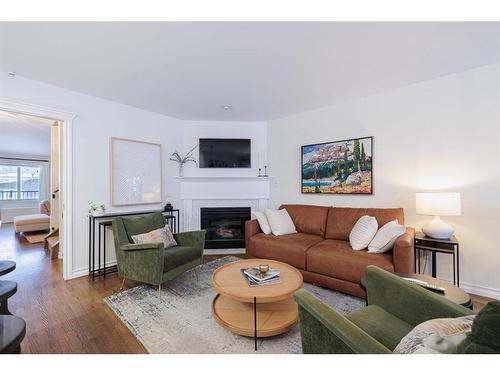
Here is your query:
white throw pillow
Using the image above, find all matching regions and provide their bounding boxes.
[349,215,378,250]
[265,209,297,236]
[252,211,272,235]
[368,219,406,253]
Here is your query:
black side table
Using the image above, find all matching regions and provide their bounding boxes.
[414,232,460,286]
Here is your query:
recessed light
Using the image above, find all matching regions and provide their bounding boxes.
[220,105,232,110]
[7,71,15,77]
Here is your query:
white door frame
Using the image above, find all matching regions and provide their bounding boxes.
[0,98,76,280]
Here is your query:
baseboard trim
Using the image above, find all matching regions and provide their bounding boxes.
[70,260,118,280]
[459,282,500,300]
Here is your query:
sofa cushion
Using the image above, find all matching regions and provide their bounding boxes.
[279,204,330,237]
[265,208,297,236]
[347,305,414,351]
[163,246,200,272]
[349,215,378,250]
[248,232,324,269]
[131,223,177,249]
[306,239,394,283]
[14,213,49,225]
[325,207,404,240]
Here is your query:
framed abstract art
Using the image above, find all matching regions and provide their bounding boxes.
[110,137,163,206]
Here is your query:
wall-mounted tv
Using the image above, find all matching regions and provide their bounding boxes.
[199,138,251,168]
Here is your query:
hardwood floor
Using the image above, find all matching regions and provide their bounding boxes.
[0,222,493,353]
[0,223,146,353]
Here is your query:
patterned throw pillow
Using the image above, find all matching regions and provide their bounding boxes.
[131,224,177,249]
[394,315,475,354]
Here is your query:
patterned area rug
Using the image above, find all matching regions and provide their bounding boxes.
[105,256,365,354]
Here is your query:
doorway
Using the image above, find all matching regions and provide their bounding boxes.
[0,98,75,280]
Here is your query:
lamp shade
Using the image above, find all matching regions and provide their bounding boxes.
[416,192,461,216]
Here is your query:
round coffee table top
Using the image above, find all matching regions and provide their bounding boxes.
[211,259,303,303]
[361,272,471,308]
[0,261,16,277]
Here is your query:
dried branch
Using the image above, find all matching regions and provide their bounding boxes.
[170,145,198,166]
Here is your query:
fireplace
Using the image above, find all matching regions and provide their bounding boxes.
[200,207,251,249]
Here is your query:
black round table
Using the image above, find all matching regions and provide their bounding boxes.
[0,261,16,276]
[0,315,26,353]
[360,272,472,309]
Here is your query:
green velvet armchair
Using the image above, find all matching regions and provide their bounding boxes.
[112,212,206,296]
[294,266,474,354]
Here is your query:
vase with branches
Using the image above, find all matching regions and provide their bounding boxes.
[169,145,198,177]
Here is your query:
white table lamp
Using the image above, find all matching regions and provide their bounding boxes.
[416,192,461,239]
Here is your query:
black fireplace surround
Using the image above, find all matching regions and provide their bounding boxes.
[200,207,251,249]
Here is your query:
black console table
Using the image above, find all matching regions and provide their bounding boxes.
[414,231,460,286]
[88,209,180,280]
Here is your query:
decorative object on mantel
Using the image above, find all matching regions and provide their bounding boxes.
[164,202,173,211]
[416,192,461,239]
[301,136,372,194]
[169,145,197,177]
[110,137,163,206]
[257,164,269,178]
[88,200,106,215]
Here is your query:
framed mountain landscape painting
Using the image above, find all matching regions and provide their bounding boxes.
[301,136,373,194]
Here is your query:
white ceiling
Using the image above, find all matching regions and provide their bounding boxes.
[1,22,500,121]
[0,111,52,157]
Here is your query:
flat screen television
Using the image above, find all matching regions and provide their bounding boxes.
[199,138,251,168]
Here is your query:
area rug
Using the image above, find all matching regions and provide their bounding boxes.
[22,231,49,244]
[105,256,365,354]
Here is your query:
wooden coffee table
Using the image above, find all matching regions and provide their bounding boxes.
[211,259,303,350]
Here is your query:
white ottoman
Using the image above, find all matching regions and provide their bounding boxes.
[13,214,50,233]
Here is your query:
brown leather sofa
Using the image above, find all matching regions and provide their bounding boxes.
[245,204,415,298]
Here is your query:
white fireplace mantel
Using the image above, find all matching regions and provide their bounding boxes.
[179,175,270,232]
[176,176,273,182]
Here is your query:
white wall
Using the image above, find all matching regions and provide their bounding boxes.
[268,63,500,298]
[0,71,184,277]
[0,72,268,277]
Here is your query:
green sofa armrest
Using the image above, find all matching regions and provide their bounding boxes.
[173,230,206,249]
[294,289,391,354]
[122,243,165,251]
[365,266,472,327]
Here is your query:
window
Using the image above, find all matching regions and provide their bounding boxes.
[0,164,41,200]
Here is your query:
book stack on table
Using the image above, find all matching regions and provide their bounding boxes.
[241,267,281,287]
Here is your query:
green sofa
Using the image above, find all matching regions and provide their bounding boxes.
[112,212,206,294]
[294,265,485,354]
